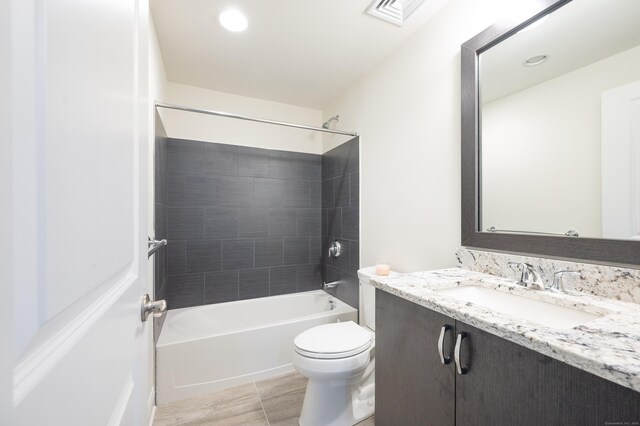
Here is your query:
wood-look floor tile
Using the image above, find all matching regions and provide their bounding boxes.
[179,400,268,426]
[260,387,306,425]
[154,383,261,426]
[255,372,308,400]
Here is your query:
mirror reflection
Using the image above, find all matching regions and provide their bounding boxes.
[479,0,640,240]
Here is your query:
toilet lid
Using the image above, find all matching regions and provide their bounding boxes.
[294,321,374,359]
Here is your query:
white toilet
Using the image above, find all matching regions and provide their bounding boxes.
[293,267,386,426]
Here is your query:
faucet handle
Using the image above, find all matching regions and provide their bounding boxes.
[550,270,581,293]
[507,262,532,282]
[507,262,544,290]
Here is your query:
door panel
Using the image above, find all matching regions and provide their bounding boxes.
[455,321,640,426]
[376,290,455,426]
[602,80,640,240]
[9,0,151,424]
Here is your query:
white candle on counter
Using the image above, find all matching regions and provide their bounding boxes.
[375,263,390,276]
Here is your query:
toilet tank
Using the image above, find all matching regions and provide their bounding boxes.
[358,266,398,331]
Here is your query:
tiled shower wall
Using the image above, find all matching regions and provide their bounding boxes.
[322,138,360,309]
[156,137,324,309]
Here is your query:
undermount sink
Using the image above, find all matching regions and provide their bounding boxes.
[435,286,602,329]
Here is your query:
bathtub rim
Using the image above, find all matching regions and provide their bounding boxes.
[157,290,357,348]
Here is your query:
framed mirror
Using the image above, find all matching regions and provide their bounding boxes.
[461,0,640,265]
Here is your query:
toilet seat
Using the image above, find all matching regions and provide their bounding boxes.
[294,321,374,359]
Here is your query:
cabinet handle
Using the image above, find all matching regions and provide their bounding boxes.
[438,325,453,364]
[454,332,470,375]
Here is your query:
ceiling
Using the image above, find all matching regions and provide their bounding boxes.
[480,0,640,103]
[151,0,450,109]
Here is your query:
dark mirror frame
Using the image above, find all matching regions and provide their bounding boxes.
[461,0,640,266]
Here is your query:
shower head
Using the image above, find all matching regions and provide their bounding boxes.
[322,115,340,129]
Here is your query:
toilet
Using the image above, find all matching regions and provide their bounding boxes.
[293,267,390,426]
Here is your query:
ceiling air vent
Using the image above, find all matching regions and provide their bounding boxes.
[365,0,427,26]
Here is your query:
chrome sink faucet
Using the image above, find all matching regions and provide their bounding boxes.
[507,262,545,290]
[549,270,581,293]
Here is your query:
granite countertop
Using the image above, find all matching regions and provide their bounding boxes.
[370,268,640,393]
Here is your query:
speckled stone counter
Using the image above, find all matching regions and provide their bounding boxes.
[370,268,640,393]
[456,248,640,303]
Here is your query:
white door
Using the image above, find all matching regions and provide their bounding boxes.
[3,0,154,424]
[602,80,640,240]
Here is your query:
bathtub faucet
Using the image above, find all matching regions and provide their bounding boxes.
[323,281,340,290]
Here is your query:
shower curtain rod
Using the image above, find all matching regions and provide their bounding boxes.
[155,102,358,137]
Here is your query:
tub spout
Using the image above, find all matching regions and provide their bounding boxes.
[323,281,340,290]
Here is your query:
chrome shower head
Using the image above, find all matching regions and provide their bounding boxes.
[322,115,340,129]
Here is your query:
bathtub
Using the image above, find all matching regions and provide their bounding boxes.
[156,290,357,404]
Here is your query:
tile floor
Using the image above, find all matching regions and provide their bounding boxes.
[154,372,375,426]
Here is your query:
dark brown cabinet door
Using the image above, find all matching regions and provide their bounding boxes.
[375,290,456,426]
[455,321,640,426]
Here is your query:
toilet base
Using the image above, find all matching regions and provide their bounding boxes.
[298,358,375,426]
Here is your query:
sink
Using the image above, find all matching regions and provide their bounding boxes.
[435,286,602,329]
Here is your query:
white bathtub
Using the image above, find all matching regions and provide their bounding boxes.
[156,290,357,404]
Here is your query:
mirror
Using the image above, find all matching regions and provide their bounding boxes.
[461,0,640,265]
[479,0,640,240]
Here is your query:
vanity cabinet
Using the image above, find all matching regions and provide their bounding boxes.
[376,289,456,426]
[376,290,640,426]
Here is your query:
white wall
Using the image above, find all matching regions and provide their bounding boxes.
[482,45,640,238]
[159,82,326,154]
[322,0,514,273]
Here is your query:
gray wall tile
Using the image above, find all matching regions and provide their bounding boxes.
[269,208,297,237]
[255,178,309,208]
[342,207,359,241]
[350,172,359,207]
[321,209,328,237]
[160,137,325,308]
[186,240,222,273]
[167,139,204,176]
[205,208,238,239]
[270,266,298,295]
[283,237,309,265]
[255,238,283,267]
[239,268,269,300]
[239,146,269,177]
[238,209,268,238]
[222,239,254,270]
[334,177,350,208]
[351,241,360,269]
[298,264,322,292]
[327,208,342,240]
[297,209,322,236]
[205,270,238,304]
[185,176,220,206]
[167,240,186,275]
[269,151,321,181]
[309,236,322,264]
[166,175,185,206]
[310,181,321,208]
[321,137,359,309]
[220,176,254,207]
[165,273,204,309]
[204,143,239,176]
[167,207,204,240]
[322,179,335,209]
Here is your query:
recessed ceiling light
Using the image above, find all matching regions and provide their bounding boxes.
[523,54,548,67]
[219,9,248,32]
